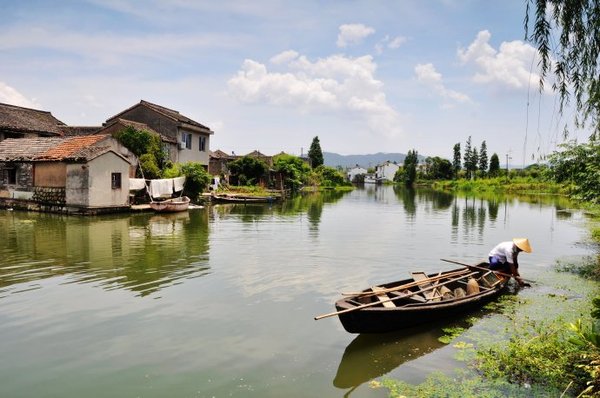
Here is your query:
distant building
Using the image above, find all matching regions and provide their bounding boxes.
[0,102,65,141]
[375,161,400,183]
[347,165,368,182]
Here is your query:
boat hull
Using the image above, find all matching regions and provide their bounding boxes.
[149,196,190,212]
[335,267,507,334]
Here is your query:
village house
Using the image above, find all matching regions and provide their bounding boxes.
[347,165,368,182]
[103,100,213,168]
[375,161,400,183]
[0,134,136,214]
[0,102,65,141]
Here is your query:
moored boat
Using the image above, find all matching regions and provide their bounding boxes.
[316,264,508,334]
[149,196,190,212]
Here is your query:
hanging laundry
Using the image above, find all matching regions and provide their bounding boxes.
[173,176,186,192]
[149,179,173,198]
[129,178,147,191]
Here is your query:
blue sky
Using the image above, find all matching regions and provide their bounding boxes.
[0,1,582,164]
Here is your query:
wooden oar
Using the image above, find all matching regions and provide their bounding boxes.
[341,268,471,297]
[440,258,535,284]
[314,272,477,320]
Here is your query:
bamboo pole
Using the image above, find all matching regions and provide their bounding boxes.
[440,258,535,284]
[314,272,478,320]
[340,268,471,297]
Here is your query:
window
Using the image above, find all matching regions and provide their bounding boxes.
[181,132,192,150]
[4,168,17,185]
[111,173,122,189]
[199,136,206,152]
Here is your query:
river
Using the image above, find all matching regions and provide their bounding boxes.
[0,185,594,397]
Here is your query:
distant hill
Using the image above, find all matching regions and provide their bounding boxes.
[324,152,425,169]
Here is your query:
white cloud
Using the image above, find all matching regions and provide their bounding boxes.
[388,36,407,49]
[336,24,375,48]
[415,63,470,106]
[458,30,542,91]
[228,52,402,137]
[0,82,39,108]
[270,50,300,65]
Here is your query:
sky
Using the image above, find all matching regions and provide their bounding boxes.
[0,1,584,165]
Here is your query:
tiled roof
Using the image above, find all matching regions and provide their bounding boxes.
[210,149,234,159]
[39,135,110,160]
[61,126,102,136]
[105,100,212,132]
[102,118,177,144]
[0,102,65,136]
[0,135,116,162]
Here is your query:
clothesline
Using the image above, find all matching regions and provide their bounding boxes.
[129,177,186,199]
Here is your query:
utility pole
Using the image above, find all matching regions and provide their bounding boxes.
[505,151,512,180]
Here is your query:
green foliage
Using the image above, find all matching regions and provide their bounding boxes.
[489,153,500,177]
[438,326,465,344]
[178,162,210,201]
[452,142,461,175]
[139,153,161,179]
[228,156,269,186]
[546,140,600,203]
[114,126,167,174]
[314,165,349,187]
[308,136,324,168]
[477,318,587,393]
[273,153,311,191]
[403,149,418,186]
[423,156,453,180]
[525,0,600,139]
[479,141,488,175]
[393,166,405,183]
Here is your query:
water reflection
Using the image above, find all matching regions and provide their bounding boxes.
[333,325,445,396]
[0,210,210,298]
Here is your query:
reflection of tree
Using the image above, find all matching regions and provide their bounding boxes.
[418,189,454,211]
[488,199,499,221]
[393,186,416,218]
[0,211,211,297]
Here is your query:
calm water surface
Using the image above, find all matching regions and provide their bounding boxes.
[0,185,593,397]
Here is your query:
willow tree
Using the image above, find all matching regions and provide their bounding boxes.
[526,0,600,139]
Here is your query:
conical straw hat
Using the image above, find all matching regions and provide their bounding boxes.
[513,238,532,253]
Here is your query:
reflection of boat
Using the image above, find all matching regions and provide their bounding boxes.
[211,194,276,203]
[330,265,508,334]
[150,196,190,212]
[333,325,445,392]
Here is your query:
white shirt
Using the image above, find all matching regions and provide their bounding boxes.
[488,241,516,264]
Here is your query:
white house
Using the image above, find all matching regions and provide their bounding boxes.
[347,165,368,182]
[375,161,400,183]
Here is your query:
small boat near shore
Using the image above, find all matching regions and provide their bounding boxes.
[149,196,190,213]
[211,193,277,203]
[315,263,508,334]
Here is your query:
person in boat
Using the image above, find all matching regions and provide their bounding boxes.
[488,238,532,286]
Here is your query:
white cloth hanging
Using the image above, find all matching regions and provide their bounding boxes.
[129,178,147,191]
[149,179,173,198]
[173,176,186,192]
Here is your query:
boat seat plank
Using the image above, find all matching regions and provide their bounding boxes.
[389,290,427,303]
[411,272,442,302]
[371,286,396,308]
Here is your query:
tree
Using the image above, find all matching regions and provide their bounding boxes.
[479,141,488,176]
[526,0,600,139]
[227,156,269,186]
[463,136,478,179]
[403,149,418,186]
[308,136,324,168]
[547,140,600,203]
[424,156,453,180]
[452,143,461,176]
[114,126,168,177]
[273,153,311,191]
[489,153,501,176]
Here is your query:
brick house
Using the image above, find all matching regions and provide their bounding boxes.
[0,135,136,214]
[103,100,213,168]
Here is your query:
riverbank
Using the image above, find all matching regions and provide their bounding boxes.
[374,194,600,397]
[429,177,567,196]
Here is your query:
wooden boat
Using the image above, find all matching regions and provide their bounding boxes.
[318,264,508,334]
[211,194,276,203]
[149,196,190,212]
